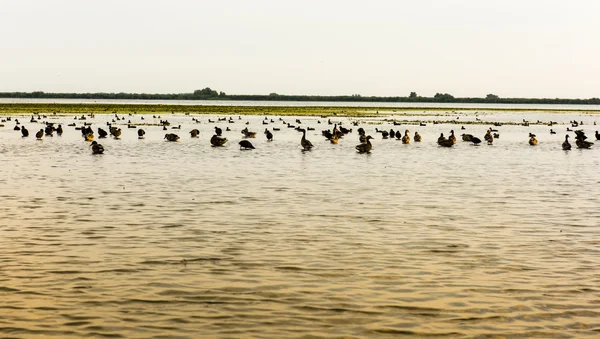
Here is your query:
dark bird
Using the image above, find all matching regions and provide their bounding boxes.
[21,126,29,137]
[241,127,257,138]
[238,140,255,150]
[461,134,473,142]
[395,130,402,140]
[596,131,600,140]
[355,136,373,153]
[471,136,482,145]
[98,128,108,138]
[45,125,54,136]
[214,126,222,136]
[138,128,145,139]
[190,129,200,138]
[164,133,180,142]
[56,124,63,135]
[90,141,104,154]
[35,129,43,140]
[550,129,556,135]
[574,130,593,149]
[414,131,422,142]
[300,128,313,151]
[264,128,273,141]
[437,133,454,147]
[562,135,571,150]
[210,134,228,147]
[110,126,122,139]
[13,125,20,131]
[402,130,410,144]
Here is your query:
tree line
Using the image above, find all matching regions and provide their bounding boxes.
[1,88,599,105]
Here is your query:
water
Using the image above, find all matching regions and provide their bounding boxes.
[1,110,600,338]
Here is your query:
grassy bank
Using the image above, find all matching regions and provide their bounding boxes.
[0,103,599,117]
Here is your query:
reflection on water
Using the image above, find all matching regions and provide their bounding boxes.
[1,111,599,338]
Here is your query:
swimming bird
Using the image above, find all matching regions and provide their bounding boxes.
[90,141,104,154]
[414,131,422,142]
[485,129,493,144]
[550,129,556,135]
[56,124,63,136]
[210,134,228,147]
[529,133,538,146]
[437,133,445,145]
[110,126,122,139]
[164,133,180,142]
[190,129,200,138]
[461,134,473,142]
[395,130,402,140]
[355,135,373,153]
[241,127,257,138]
[264,128,273,141]
[138,128,145,139]
[21,126,29,137]
[13,125,20,131]
[437,133,453,147]
[98,128,108,138]
[238,140,255,150]
[45,125,54,136]
[471,136,482,145]
[300,128,313,151]
[214,126,223,136]
[574,130,593,149]
[36,129,43,140]
[402,130,410,144]
[449,130,456,144]
[562,135,571,150]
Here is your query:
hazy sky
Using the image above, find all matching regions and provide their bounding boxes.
[1,0,599,98]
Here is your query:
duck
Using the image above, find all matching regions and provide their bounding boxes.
[138,128,145,139]
[56,125,63,136]
[264,128,273,141]
[562,135,571,150]
[414,131,422,142]
[214,126,222,136]
[529,133,538,146]
[550,129,556,135]
[21,126,29,137]
[471,136,482,145]
[98,128,108,138]
[461,134,473,142]
[402,130,410,144]
[449,130,456,144]
[210,134,228,147]
[241,127,257,138]
[300,128,313,151]
[190,129,200,138]
[90,141,104,154]
[44,125,54,136]
[13,125,20,131]
[355,136,373,153]
[164,133,180,142]
[574,130,593,149]
[36,129,44,139]
[238,140,255,150]
[395,130,402,140]
[596,131,600,140]
[485,129,493,144]
[437,133,446,145]
[110,126,122,139]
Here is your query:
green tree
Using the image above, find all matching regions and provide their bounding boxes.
[409,92,417,98]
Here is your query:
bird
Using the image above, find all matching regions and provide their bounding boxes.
[414,131,422,142]
[300,128,313,151]
[402,130,410,144]
[574,130,593,149]
[210,134,228,147]
[90,141,104,154]
[395,130,402,140]
[355,136,373,153]
[241,127,256,138]
[138,128,145,139]
[437,133,454,147]
[110,126,121,139]
[562,135,571,150]
[164,133,180,142]
[214,126,223,136]
[238,140,255,150]
[21,126,29,137]
[56,125,63,135]
[190,129,199,138]
[98,128,108,138]
[461,134,473,142]
[485,129,493,144]
[471,136,482,145]
[264,129,273,141]
[36,129,43,139]
[449,130,456,144]
[550,129,556,135]
[596,131,600,141]
[529,133,538,146]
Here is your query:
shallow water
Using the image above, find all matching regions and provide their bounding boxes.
[1,111,599,338]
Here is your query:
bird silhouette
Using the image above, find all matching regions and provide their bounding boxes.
[238,140,255,150]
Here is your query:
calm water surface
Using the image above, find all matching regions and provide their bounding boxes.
[1,110,599,338]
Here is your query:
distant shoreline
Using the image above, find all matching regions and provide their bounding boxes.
[1,103,599,117]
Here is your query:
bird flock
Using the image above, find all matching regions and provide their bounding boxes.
[1,113,599,155]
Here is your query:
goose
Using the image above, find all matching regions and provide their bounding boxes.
[238,140,255,150]
[21,126,29,137]
[98,128,108,138]
[529,133,538,146]
[402,130,410,144]
[90,141,104,154]
[300,128,313,151]
[36,129,43,139]
[414,131,422,142]
[241,127,257,138]
[210,134,228,147]
[190,129,200,138]
[138,128,145,139]
[562,135,571,150]
[164,133,180,142]
[355,136,373,153]
[264,129,273,141]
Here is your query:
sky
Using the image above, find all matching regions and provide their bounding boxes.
[1,0,599,98]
